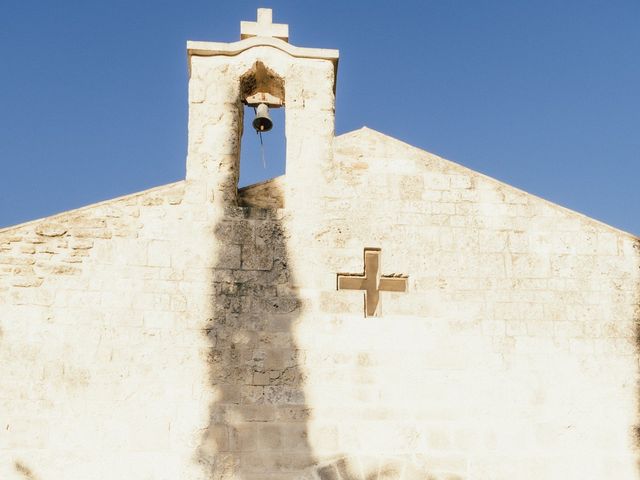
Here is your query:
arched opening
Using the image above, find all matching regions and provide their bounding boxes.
[238,105,285,188]
[238,62,286,192]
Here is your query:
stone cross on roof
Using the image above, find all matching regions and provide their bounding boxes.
[241,8,289,42]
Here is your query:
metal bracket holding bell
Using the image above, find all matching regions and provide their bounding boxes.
[244,92,284,108]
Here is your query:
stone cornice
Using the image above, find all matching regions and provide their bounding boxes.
[186,36,339,87]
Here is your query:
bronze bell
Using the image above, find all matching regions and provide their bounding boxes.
[252,103,273,132]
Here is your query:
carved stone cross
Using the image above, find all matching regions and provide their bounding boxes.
[241,8,289,42]
[337,248,408,317]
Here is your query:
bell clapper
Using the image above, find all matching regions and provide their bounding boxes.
[259,132,266,169]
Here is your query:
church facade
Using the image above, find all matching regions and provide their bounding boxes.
[2,10,639,480]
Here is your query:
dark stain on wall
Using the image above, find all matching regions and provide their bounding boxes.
[14,461,39,480]
[196,206,440,479]
[197,205,316,477]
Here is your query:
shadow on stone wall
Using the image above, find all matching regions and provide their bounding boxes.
[197,205,317,478]
[194,200,446,480]
[195,202,436,480]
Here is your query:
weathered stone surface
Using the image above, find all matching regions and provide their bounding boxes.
[1,9,639,480]
[35,223,67,237]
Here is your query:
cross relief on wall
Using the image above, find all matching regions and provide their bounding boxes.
[337,248,408,317]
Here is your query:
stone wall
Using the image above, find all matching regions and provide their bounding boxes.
[1,127,639,479]
[292,128,640,480]
[0,181,217,479]
[1,39,639,480]
[196,205,314,479]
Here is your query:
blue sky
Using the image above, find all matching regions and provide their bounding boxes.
[1,1,638,235]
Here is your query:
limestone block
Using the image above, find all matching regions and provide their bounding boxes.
[510,253,550,278]
[242,237,273,271]
[148,240,171,267]
[214,244,242,270]
[35,223,68,237]
[424,172,451,190]
[478,229,508,253]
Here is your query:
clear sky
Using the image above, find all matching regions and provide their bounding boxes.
[1,1,638,236]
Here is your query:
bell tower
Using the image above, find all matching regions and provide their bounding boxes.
[185,9,339,208]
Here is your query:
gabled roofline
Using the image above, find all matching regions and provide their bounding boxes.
[336,127,640,242]
[0,181,185,235]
